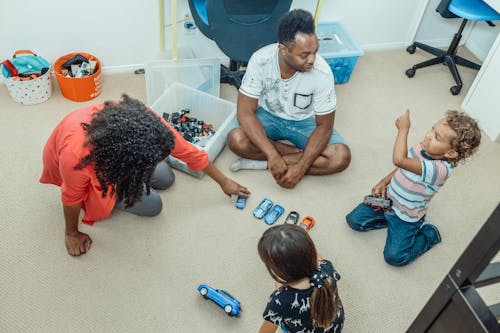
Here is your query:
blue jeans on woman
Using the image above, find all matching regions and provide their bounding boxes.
[345,203,441,266]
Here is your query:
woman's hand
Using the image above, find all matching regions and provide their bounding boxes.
[220,177,250,197]
[202,161,250,197]
[65,231,92,256]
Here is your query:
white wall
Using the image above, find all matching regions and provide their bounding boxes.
[0,0,162,73]
[165,0,428,55]
[162,0,499,62]
[466,22,500,60]
[462,32,500,142]
[414,0,462,46]
[312,0,427,50]
[0,0,498,71]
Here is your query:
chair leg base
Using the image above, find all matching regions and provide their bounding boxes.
[408,42,446,58]
[405,19,481,95]
[220,62,246,89]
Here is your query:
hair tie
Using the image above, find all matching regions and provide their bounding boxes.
[310,263,330,288]
[310,265,341,288]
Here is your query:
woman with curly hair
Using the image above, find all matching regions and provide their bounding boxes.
[346,109,481,266]
[40,94,250,256]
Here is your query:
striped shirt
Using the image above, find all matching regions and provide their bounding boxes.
[387,143,452,222]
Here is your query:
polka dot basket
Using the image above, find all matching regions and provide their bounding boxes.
[1,50,52,105]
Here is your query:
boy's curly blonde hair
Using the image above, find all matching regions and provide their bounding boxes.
[445,110,481,167]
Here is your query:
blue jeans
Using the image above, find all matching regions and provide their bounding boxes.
[256,107,346,149]
[345,203,441,266]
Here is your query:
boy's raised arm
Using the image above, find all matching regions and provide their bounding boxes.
[393,110,422,175]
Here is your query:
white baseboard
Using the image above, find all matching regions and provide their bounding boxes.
[409,38,452,48]
[0,63,146,86]
[358,38,452,52]
[360,41,410,51]
[101,64,145,75]
[0,39,475,86]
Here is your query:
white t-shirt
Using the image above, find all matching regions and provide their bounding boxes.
[239,43,336,121]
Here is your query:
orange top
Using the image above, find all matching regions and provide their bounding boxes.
[40,103,209,225]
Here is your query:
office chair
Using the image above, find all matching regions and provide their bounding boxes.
[405,0,500,95]
[188,0,292,89]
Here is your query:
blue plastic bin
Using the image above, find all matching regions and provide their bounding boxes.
[317,22,364,84]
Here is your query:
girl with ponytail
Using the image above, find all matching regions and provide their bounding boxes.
[258,224,344,333]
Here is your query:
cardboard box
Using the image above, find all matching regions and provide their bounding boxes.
[149,82,237,177]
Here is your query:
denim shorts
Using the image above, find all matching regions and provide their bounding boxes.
[256,107,346,149]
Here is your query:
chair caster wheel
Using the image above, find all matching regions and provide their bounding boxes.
[450,86,461,95]
[405,68,416,78]
[406,45,416,54]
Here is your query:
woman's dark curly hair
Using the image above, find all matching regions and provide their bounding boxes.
[278,9,315,50]
[444,110,481,167]
[75,94,175,207]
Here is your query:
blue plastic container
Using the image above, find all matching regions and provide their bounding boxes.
[317,22,364,84]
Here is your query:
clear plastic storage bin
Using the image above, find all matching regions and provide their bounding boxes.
[145,54,220,105]
[149,82,237,177]
[317,22,364,84]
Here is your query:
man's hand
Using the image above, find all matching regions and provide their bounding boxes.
[395,109,411,131]
[277,164,307,189]
[220,177,251,197]
[267,155,288,181]
[65,231,92,256]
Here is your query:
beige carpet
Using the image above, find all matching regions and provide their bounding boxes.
[1,48,499,333]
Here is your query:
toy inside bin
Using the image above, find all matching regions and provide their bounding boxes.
[53,52,102,102]
[317,22,364,84]
[150,82,237,178]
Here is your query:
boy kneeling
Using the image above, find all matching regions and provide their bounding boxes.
[346,110,481,266]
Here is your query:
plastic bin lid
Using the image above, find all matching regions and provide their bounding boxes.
[145,56,220,105]
[317,22,364,58]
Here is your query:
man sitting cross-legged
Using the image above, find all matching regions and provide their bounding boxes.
[227,9,350,189]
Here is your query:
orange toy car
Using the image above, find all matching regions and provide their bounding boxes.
[299,216,315,232]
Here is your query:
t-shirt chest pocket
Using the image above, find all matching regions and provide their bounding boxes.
[293,93,313,109]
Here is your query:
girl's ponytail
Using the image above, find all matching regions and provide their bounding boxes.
[310,277,339,328]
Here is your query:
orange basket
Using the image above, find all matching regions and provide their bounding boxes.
[53,52,102,102]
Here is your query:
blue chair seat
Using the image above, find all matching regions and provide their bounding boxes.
[449,0,500,21]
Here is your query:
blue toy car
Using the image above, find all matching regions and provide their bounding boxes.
[253,198,273,219]
[197,284,241,317]
[264,204,284,225]
[235,196,247,209]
